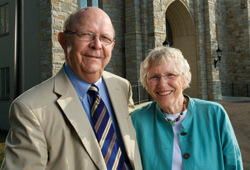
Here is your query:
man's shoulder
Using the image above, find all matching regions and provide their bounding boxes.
[15,75,56,103]
[14,68,67,105]
[103,71,129,84]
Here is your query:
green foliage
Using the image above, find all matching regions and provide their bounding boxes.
[0,129,8,166]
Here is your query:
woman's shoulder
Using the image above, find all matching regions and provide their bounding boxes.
[188,97,227,119]
[190,97,223,109]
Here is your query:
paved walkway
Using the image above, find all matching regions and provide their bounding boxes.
[134,96,250,169]
[214,96,250,102]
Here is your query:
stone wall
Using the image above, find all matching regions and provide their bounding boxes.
[215,1,231,96]
[216,1,230,84]
[101,0,126,77]
[226,0,250,85]
[194,0,208,99]
[122,0,154,102]
[124,0,152,85]
[40,0,78,81]
[40,0,53,81]
[153,0,166,48]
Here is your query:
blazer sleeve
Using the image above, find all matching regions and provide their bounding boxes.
[1,99,48,170]
[219,106,243,170]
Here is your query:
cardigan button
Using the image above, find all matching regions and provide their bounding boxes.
[183,153,190,159]
[181,132,187,136]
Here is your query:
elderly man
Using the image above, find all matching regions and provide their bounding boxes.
[1,7,142,170]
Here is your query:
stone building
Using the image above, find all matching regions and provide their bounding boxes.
[0,0,249,129]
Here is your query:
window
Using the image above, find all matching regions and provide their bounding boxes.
[0,3,9,36]
[0,67,10,99]
[80,0,99,8]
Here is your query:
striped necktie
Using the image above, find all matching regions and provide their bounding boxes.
[88,84,125,170]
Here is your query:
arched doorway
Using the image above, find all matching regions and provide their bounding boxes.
[164,0,198,98]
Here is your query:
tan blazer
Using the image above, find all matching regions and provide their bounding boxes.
[1,67,142,170]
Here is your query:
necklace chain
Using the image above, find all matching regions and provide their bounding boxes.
[165,97,187,126]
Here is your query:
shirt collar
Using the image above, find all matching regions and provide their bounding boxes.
[64,63,102,99]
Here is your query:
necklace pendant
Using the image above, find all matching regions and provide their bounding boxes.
[172,122,175,126]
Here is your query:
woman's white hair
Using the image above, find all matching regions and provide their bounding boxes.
[140,46,192,90]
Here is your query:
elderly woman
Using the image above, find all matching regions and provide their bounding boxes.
[131,47,243,170]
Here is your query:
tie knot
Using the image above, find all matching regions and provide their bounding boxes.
[88,84,99,94]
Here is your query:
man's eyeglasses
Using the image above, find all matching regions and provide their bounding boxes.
[65,31,115,46]
[146,72,182,83]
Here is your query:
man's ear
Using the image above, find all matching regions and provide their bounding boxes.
[111,41,115,50]
[58,32,68,56]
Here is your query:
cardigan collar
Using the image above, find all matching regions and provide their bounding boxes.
[154,94,195,129]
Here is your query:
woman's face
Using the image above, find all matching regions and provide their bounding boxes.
[146,59,186,112]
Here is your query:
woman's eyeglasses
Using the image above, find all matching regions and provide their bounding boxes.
[147,72,182,83]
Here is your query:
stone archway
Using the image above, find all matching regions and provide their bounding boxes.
[165,0,198,98]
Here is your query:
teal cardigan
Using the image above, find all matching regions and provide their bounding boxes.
[131,96,243,170]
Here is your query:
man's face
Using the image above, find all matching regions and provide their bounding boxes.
[60,8,115,83]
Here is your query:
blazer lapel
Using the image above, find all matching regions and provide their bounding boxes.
[102,71,138,168]
[54,68,107,170]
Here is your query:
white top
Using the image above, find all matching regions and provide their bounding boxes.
[164,110,188,170]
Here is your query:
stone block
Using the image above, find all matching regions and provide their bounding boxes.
[47,41,52,48]
[40,33,44,41]
[65,0,71,3]
[45,48,52,54]
[104,0,111,5]
[71,4,78,11]
[55,55,65,61]
[44,35,51,41]
[47,30,52,35]
[52,24,62,30]
[154,18,158,25]
[40,21,44,29]
[48,53,53,61]
[51,0,59,4]
[54,42,61,48]
[61,3,71,11]
[45,11,51,17]
[52,35,58,41]
[52,11,58,17]
[52,4,61,10]
[53,48,64,53]
[125,0,131,4]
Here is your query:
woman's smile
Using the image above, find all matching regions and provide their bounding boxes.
[157,90,172,96]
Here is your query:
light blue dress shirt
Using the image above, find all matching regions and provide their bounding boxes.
[64,63,131,169]
[64,63,114,127]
